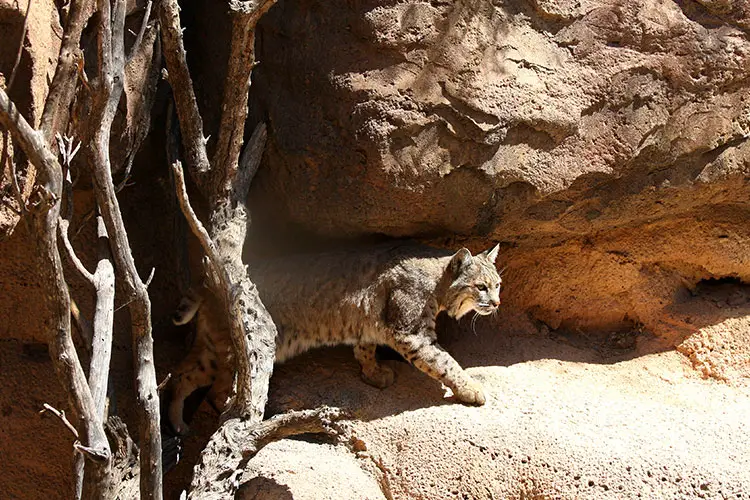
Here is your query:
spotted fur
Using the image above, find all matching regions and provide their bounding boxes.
[167,242,502,434]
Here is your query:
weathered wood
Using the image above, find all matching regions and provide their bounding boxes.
[161,0,279,422]
[89,214,115,421]
[158,0,211,176]
[171,123,276,425]
[0,87,112,495]
[126,0,153,64]
[86,0,162,496]
[212,0,277,194]
[40,0,95,140]
[59,210,115,500]
[188,407,349,499]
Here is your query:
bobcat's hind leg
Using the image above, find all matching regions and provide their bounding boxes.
[206,364,233,413]
[167,352,217,434]
[354,343,395,389]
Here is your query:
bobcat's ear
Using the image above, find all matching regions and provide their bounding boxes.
[483,243,500,264]
[450,248,473,275]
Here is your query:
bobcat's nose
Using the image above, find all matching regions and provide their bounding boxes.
[490,299,500,308]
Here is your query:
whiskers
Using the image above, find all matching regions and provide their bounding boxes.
[470,311,480,336]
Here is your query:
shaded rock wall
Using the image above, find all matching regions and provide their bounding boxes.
[247,0,750,351]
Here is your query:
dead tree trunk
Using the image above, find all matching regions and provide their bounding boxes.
[161,0,348,497]
[87,1,163,494]
[0,85,113,498]
[1,0,162,497]
[160,0,278,426]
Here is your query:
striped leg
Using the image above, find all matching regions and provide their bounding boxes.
[354,343,395,389]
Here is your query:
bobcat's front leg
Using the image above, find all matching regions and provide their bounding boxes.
[393,333,486,405]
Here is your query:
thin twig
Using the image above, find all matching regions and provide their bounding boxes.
[7,0,32,91]
[144,267,156,288]
[157,373,171,392]
[126,0,153,64]
[59,217,95,284]
[3,131,26,214]
[40,403,80,439]
[171,162,224,276]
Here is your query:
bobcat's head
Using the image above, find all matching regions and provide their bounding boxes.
[444,244,502,319]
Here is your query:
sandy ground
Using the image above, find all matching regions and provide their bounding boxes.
[175,314,750,499]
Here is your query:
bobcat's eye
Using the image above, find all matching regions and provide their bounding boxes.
[476,284,488,292]
[495,282,502,289]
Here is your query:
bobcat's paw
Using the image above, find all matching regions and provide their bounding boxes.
[168,403,190,436]
[170,419,190,436]
[361,364,396,389]
[453,378,486,406]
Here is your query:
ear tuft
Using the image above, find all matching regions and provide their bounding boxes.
[450,248,473,275]
[484,243,500,264]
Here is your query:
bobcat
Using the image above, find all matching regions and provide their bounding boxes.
[167,242,502,434]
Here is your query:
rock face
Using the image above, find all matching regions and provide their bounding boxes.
[252,0,750,235]
[250,0,750,350]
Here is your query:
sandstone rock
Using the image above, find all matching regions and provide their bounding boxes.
[0,0,61,236]
[251,0,750,236]
[248,0,750,346]
[238,322,750,499]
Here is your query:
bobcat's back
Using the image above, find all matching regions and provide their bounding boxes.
[252,242,453,360]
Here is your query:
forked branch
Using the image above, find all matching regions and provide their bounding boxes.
[158,0,211,177]
[0,86,112,496]
[212,0,277,192]
[86,0,162,496]
[188,406,350,499]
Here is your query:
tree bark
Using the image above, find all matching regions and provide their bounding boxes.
[0,87,112,496]
[160,0,279,424]
[86,0,162,495]
[188,407,349,499]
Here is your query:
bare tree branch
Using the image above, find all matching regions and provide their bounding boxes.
[0,87,112,492]
[189,407,349,499]
[171,122,274,425]
[59,216,95,284]
[0,88,62,178]
[3,130,28,215]
[234,121,267,203]
[170,162,223,277]
[126,0,153,64]
[40,0,95,140]
[88,214,115,421]
[212,0,277,192]
[40,403,80,440]
[171,160,258,413]
[159,0,211,176]
[7,0,32,92]
[86,0,163,496]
